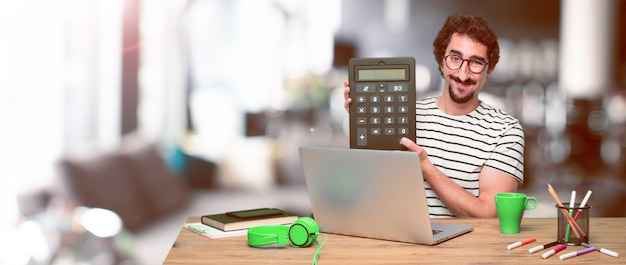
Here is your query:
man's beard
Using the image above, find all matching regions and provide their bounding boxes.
[448,75,476,104]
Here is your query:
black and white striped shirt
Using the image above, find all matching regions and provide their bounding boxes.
[415,97,525,217]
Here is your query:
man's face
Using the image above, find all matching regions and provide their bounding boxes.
[440,33,490,104]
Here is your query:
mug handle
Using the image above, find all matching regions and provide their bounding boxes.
[525,196,538,210]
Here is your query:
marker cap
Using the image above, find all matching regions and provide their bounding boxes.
[528,245,543,253]
[600,248,619,258]
[559,251,576,260]
[541,250,555,259]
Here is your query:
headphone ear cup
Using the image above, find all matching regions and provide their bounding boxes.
[288,217,319,247]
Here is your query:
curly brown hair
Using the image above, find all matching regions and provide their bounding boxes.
[433,13,500,76]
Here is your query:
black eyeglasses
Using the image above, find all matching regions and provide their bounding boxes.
[443,54,489,74]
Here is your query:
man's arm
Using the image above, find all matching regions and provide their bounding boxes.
[401,137,519,218]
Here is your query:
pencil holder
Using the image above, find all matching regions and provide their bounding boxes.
[556,203,590,245]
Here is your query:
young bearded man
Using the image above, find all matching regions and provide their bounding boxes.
[343,13,525,218]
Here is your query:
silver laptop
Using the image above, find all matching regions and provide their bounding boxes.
[298,146,473,245]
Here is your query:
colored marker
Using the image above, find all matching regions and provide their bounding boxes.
[565,190,576,241]
[559,246,596,260]
[507,237,536,250]
[582,242,619,258]
[528,241,559,253]
[547,184,584,237]
[572,190,592,221]
[541,243,567,259]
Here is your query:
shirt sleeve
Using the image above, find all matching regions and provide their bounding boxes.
[485,121,525,184]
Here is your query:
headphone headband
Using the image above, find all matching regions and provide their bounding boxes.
[247,225,289,247]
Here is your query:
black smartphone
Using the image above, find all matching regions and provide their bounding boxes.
[225,208,284,219]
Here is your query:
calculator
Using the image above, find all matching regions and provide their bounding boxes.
[348,57,416,150]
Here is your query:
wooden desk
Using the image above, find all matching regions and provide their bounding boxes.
[164,217,625,264]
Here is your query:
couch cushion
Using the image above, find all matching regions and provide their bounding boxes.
[119,143,190,220]
[61,152,148,231]
[60,138,191,232]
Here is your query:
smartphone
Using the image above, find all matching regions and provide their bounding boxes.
[225,208,284,219]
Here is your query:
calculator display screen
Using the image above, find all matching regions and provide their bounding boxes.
[357,68,406,81]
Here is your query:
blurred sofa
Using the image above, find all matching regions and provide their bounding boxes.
[57,136,197,232]
[15,133,221,264]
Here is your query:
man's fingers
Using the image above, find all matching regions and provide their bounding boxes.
[400,137,419,152]
[344,79,351,112]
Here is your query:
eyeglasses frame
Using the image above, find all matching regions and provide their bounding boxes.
[443,54,489,74]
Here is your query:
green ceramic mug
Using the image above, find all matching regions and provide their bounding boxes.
[495,192,537,234]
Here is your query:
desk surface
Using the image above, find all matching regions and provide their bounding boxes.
[163,217,625,264]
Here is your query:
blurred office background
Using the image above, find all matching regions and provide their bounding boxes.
[1,0,625,264]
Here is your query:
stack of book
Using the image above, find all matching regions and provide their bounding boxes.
[184,208,299,238]
[202,208,299,231]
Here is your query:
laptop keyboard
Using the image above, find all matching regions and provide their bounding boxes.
[432,229,443,235]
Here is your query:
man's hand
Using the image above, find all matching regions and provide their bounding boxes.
[400,137,428,163]
[343,79,352,112]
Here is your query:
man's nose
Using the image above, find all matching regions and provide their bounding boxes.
[456,60,472,80]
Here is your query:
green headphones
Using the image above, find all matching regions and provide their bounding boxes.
[247,217,320,248]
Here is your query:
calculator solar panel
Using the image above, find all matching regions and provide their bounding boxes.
[348,57,416,150]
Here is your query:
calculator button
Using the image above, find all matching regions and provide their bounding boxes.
[399,117,408,124]
[356,117,367,124]
[357,84,375,93]
[357,106,366,114]
[371,95,380,103]
[385,117,394,124]
[399,106,408,113]
[371,106,380,114]
[388,84,408,92]
[399,128,409,135]
[384,128,395,135]
[384,106,394,113]
[371,117,380,124]
[371,128,381,135]
[356,96,367,103]
[357,128,367,146]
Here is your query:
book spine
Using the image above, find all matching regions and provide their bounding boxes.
[201,216,226,231]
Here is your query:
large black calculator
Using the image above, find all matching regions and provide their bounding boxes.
[348,57,416,150]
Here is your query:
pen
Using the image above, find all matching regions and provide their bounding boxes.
[528,241,559,253]
[572,190,592,221]
[541,244,567,259]
[547,184,584,237]
[507,237,536,250]
[582,242,619,258]
[559,246,596,260]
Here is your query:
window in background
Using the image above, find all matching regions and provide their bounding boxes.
[176,0,340,188]
[0,2,122,262]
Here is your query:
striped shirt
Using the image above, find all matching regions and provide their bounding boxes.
[415,97,525,217]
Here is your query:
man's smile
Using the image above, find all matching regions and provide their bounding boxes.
[449,75,477,88]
